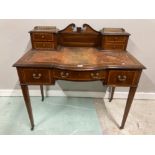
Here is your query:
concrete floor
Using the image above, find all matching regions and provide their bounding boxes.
[94,98,155,135]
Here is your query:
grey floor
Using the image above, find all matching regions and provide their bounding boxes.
[95,98,155,134]
[0,97,102,135]
[0,96,154,135]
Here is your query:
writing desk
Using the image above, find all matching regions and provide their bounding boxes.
[13,24,145,130]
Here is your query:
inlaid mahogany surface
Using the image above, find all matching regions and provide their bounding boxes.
[13,24,146,130]
[13,47,144,70]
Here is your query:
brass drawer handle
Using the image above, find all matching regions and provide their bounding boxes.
[114,37,119,41]
[117,75,127,81]
[41,35,45,38]
[91,72,99,79]
[60,72,69,78]
[32,73,42,79]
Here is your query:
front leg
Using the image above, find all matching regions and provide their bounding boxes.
[21,84,34,130]
[120,87,137,129]
[109,86,115,102]
[40,85,44,102]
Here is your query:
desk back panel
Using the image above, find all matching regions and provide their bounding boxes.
[58,33,101,47]
[58,23,101,47]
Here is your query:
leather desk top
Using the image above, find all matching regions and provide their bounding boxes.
[13,47,145,70]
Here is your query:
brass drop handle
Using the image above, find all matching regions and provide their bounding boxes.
[91,72,99,79]
[41,35,45,38]
[32,73,42,79]
[117,75,127,81]
[60,72,69,78]
[114,37,118,41]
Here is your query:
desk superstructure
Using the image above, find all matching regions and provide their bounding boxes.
[13,24,145,130]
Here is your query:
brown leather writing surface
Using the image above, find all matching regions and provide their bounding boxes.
[13,47,145,70]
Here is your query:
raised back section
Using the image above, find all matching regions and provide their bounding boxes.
[58,23,101,47]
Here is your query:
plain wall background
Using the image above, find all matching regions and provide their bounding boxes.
[0,19,154,93]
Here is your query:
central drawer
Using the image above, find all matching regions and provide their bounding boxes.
[54,69,107,81]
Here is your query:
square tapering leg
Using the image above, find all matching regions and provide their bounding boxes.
[21,85,34,130]
[120,87,137,129]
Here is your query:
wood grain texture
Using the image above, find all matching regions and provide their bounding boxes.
[30,28,58,50]
[58,23,101,47]
[53,69,107,81]
[13,47,145,70]
[13,24,146,130]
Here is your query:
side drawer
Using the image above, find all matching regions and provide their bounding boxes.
[33,42,55,50]
[20,68,52,84]
[108,70,137,86]
[31,32,54,41]
[54,69,107,81]
[104,36,128,42]
[103,43,126,50]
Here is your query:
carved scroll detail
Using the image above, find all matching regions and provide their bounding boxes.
[82,24,99,34]
[58,23,100,47]
[58,23,99,34]
[59,23,76,33]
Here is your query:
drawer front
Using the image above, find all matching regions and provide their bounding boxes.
[32,32,54,41]
[21,69,51,84]
[33,42,55,49]
[54,69,107,81]
[103,43,126,50]
[108,70,136,86]
[104,36,128,42]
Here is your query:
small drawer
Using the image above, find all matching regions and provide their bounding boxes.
[32,32,54,41]
[104,36,127,42]
[21,68,51,84]
[33,42,55,50]
[103,43,126,50]
[54,69,107,81]
[108,70,136,86]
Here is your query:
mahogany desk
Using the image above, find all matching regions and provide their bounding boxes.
[13,24,145,130]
